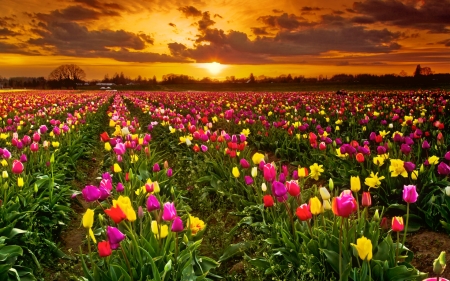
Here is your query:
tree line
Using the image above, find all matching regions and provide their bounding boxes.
[0,64,448,89]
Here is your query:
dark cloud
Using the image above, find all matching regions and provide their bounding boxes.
[0,28,19,37]
[213,14,222,19]
[336,61,350,66]
[351,16,376,24]
[353,0,450,33]
[301,6,321,12]
[258,13,315,30]
[74,0,124,10]
[35,5,120,22]
[0,42,39,55]
[250,27,270,36]
[28,21,148,51]
[321,14,346,25]
[178,6,202,17]
[198,12,215,31]
[169,23,176,27]
[438,39,450,47]
[272,9,284,13]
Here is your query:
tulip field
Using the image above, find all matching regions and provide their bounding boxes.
[0,90,449,281]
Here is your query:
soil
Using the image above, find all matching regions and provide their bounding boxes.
[409,229,450,279]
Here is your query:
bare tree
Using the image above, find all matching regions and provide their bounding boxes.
[48,64,86,88]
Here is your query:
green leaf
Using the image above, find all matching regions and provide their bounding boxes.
[386,265,420,281]
[218,242,253,262]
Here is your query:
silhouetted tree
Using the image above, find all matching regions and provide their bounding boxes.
[48,64,86,89]
[249,73,255,83]
[414,65,422,77]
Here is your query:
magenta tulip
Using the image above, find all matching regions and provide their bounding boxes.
[162,202,177,221]
[402,185,418,203]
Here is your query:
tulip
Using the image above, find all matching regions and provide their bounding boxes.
[104,206,127,224]
[351,236,372,261]
[153,163,160,172]
[82,209,94,229]
[116,182,124,192]
[445,186,450,196]
[107,226,126,249]
[105,142,112,151]
[162,202,177,221]
[261,183,267,192]
[309,196,322,215]
[18,177,24,187]
[263,163,276,182]
[433,251,447,276]
[319,187,330,200]
[244,176,254,185]
[403,161,416,173]
[392,216,404,232]
[147,195,160,212]
[356,153,365,163]
[98,241,112,257]
[2,171,8,178]
[167,168,173,178]
[332,190,357,217]
[232,167,240,178]
[11,160,24,174]
[251,167,257,178]
[240,159,250,169]
[113,163,122,173]
[361,192,371,207]
[100,132,110,142]
[30,142,39,152]
[286,180,300,197]
[437,162,450,175]
[263,195,274,207]
[422,140,430,149]
[350,176,361,192]
[296,204,312,221]
[19,154,27,163]
[171,216,184,232]
[403,185,418,203]
[298,167,308,178]
[113,143,126,155]
[151,221,169,239]
[82,185,101,202]
[272,181,287,198]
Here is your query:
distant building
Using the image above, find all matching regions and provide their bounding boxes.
[96,83,116,86]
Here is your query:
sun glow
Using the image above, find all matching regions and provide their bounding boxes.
[197,62,227,75]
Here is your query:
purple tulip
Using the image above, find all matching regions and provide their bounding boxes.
[403,162,416,173]
[244,176,254,185]
[171,216,184,232]
[404,137,414,146]
[278,172,286,183]
[98,186,111,200]
[162,202,177,221]
[240,159,250,169]
[272,181,287,198]
[82,185,101,202]
[102,172,112,181]
[39,125,48,134]
[403,185,418,203]
[445,151,450,161]
[393,133,403,143]
[2,148,11,159]
[153,163,161,172]
[201,144,208,152]
[167,168,173,177]
[146,195,160,212]
[422,140,430,149]
[437,162,450,175]
[377,146,386,154]
[20,154,28,163]
[107,226,126,249]
[99,179,113,191]
[400,144,411,154]
[116,182,124,192]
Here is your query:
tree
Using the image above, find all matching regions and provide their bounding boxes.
[414,65,422,77]
[48,64,86,89]
[399,70,408,77]
[248,73,255,83]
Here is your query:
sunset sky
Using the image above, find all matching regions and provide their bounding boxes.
[1,0,449,80]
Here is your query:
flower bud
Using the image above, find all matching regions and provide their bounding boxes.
[433,251,447,276]
[328,178,334,191]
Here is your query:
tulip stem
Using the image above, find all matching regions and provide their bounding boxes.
[174,231,179,264]
[396,231,400,264]
[306,220,313,237]
[120,243,133,280]
[283,201,295,235]
[87,230,93,266]
[401,202,410,254]
[339,218,344,281]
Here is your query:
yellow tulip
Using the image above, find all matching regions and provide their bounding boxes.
[124,207,136,222]
[2,171,8,178]
[18,177,24,187]
[189,215,206,235]
[351,236,373,261]
[350,176,361,192]
[309,196,322,215]
[232,167,240,178]
[252,152,265,165]
[151,221,168,239]
[82,209,94,229]
[105,142,112,151]
[113,163,122,173]
[251,167,258,178]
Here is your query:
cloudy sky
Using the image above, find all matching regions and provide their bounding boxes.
[1,0,449,80]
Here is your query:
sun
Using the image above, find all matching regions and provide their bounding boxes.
[198,62,226,75]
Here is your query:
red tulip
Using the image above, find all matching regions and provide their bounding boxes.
[296,204,312,221]
[98,241,112,257]
[392,216,404,232]
[104,206,127,224]
[361,192,372,207]
[263,195,274,207]
[356,153,365,163]
[100,132,110,142]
